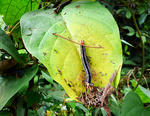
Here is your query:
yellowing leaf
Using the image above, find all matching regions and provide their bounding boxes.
[21,1,122,101]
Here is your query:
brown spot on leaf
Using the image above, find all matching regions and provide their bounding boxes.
[78,72,86,81]
[43,52,46,56]
[64,79,67,82]
[68,83,71,87]
[91,69,98,81]
[54,49,58,53]
[102,53,108,56]
[75,5,80,8]
[57,69,62,75]
[110,61,115,64]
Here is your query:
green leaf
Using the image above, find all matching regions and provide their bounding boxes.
[41,71,53,84]
[101,107,107,116]
[0,111,11,116]
[26,91,43,108]
[138,7,146,14]
[0,0,40,26]
[75,103,89,113]
[131,82,150,103]
[110,99,121,116]
[139,85,150,98]
[125,9,131,19]
[116,8,125,14]
[135,87,150,103]
[141,36,146,43]
[123,60,136,66]
[138,14,148,25]
[21,1,122,100]
[121,91,150,116]
[0,15,6,30]
[0,29,22,62]
[0,65,38,110]
[16,98,25,116]
[47,90,66,102]
[122,26,135,36]
[148,8,150,14]
[121,39,134,47]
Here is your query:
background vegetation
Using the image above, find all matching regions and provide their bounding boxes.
[0,0,150,116]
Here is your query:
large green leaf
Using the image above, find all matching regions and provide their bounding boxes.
[21,1,122,100]
[0,0,40,26]
[121,91,150,116]
[0,65,38,110]
[0,29,22,62]
[135,85,150,103]
[131,80,150,103]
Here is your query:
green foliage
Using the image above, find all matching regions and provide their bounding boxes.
[0,0,150,116]
[0,65,38,110]
[0,0,40,26]
[121,91,150,116]
[0,29,22,62]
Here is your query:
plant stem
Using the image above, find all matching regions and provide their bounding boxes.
[8,21,20,36]
[31,0,32,11]
[129,8,145,77]
[121,0,145,77]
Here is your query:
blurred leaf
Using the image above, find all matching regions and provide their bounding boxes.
[67,102,76,109]
[121,87,132,96]
[148,8,150,14]
[0,111,11,116]
[0,29,22,62]
[137,7,146,14]
[41,71,53,84]
[125,9,131,19]
[121,39,134,47]
[16,98,25,116]
[131,81,150,103]
[75,103,89,114]
[0,0,40,26]
[26,91,43,108]
[27,110,39,116]
[122,26,135,36]
[116,7,131,19]
[130,79,137,88]
[141,36,146,43]
[138,14,148,25]
[101,107,107,116]
[121,91,150,116]
[124,45,130,55]
[116,8,125,14]
[123,60,136,66]
[0,65,38,110]
[135,86,150,103]
[139,85,150,98]
[47,91,65,102]
[110,100,121,116]
[0,15,6,30]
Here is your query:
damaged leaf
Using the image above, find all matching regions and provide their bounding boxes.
[20,1,122,102]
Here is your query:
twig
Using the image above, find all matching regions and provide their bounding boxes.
[143,75,149,89]
[30,0,32,11]
[131,11,145,77]
[121,0,145,77]
[53,33,103,48]
[126,68,136,88]
[8,21,20,36]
